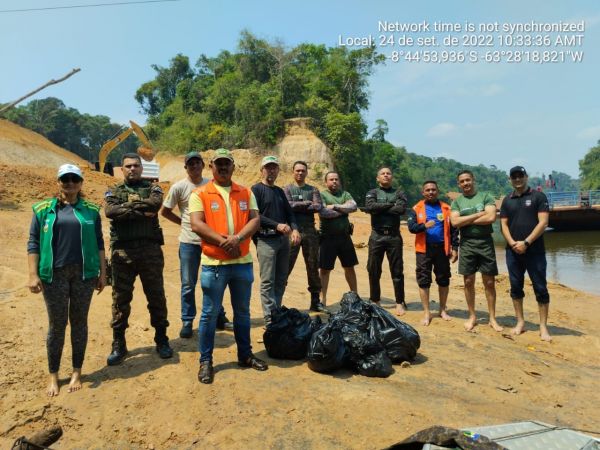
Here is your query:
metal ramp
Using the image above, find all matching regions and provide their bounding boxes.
[425,421,600,450]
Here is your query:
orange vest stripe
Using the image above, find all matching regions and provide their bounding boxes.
[413,200,452,255]
[195,180,252,260]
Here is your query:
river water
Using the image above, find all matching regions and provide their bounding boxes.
[492,230,600,296]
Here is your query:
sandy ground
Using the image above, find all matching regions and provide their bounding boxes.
[0,120,598,448]
[1,187,599,449]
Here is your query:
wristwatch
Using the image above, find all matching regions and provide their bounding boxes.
[524,239,530,247]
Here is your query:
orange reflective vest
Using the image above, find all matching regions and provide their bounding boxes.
[195,180,252,260]
[413,200,452,255]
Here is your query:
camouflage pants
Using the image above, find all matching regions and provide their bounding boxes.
[287,226,321,295]
[41,264,96,373]
[110,244,169,331]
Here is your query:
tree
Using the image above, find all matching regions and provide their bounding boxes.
[370,119,388,142]
[580,141,600,189]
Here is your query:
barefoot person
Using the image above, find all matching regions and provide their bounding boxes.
[363,167,408,316]
[27,164,106,396]
[408,181,459,325]
[450,170,503,332]
[319,171,359,306]
[500,166,552,341]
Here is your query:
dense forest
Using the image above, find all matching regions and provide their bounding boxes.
[2,31,587,203]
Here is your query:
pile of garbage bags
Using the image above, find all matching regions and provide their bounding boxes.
[263,293,420,378]
[307,292,420,377]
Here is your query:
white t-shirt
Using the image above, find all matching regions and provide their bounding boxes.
[162,177,209,244]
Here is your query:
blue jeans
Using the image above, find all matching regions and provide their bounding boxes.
[506,249,550,304]
[198,263,254,363]
[179,242,225,324]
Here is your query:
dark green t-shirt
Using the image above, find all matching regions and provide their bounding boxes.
[320,190,353,235]
[286,184,318,228]
[450,191,496,238]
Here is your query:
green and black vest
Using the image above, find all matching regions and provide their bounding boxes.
[109,181,164,246]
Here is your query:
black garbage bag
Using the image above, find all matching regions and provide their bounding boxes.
[370,306,420,362]
[338,292,420,363]
[356,350,394,378]
[263,306,320,360]
[307,323,347,373]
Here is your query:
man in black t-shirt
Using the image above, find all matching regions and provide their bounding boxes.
[252,156,300,324]
[500,166,552,341]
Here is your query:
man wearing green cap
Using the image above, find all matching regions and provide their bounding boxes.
[252,155,301,324]
[190,148,267,384]
[161,151,232,339]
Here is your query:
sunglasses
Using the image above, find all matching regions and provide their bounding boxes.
[59,174,82,183]
[510,174,526,179]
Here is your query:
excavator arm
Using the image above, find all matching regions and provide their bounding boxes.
[98,120,155,173]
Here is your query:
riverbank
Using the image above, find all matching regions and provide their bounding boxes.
[1,206,599,449]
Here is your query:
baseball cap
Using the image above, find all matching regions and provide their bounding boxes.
[509,166,527,177]
[184,151,203,165]
[261,155,279,168]
[57,164,83,180]
[211,148,234,163]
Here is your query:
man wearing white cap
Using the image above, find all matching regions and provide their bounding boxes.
[252,156,301,324]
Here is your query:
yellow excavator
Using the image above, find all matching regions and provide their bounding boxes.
[97,120,159,180]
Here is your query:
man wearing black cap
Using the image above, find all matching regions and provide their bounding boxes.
[161,151,232,339]
[500,166,552,341]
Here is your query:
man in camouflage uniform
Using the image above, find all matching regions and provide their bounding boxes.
[283,161,327,312]
[105,153,173,365]
[363,167,408,316]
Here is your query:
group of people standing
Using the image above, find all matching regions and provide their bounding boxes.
[27,150,552,394]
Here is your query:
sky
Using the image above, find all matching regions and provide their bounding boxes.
[1,0,599,179]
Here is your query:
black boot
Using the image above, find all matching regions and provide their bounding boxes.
[107,330,128,366]
[310,293,329,313]
[155,328,173,359]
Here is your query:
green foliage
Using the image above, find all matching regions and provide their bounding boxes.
[136,32,384,158]
[579,141,600,189]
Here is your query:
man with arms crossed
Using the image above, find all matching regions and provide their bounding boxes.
[284,161,327,312]
[450,170,503,332]
[500,166,552,341]
[190,149,267,384]
[160,151,231,339]
[105,153,173,365]
[408,180,459,325]
[363,167,408,316]
[319,171,358,306]
[252,156,301,324]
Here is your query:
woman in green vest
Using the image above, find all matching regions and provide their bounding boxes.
[27,164,106,397]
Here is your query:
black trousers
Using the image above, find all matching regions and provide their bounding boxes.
[367,231,405,304]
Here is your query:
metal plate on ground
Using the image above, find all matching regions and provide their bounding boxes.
[424,421,600,450]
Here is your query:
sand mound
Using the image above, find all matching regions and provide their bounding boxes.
[0,119,87,168]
